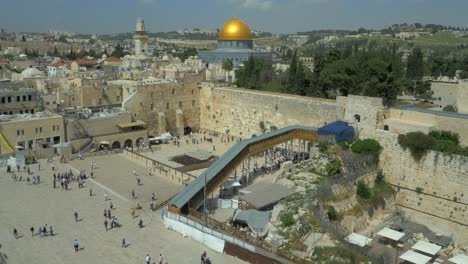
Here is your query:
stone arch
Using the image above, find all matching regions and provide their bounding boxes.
[136,137,144,146]
[112,141,121,149]
[354,114,361,123]
[124,139,133,148]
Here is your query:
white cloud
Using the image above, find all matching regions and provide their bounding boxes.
[230,0,273,10]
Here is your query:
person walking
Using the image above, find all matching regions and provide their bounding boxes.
[30,227,34,237]
[158,253,164,264]
[104,192,108,201]
[38,226,43,237]
[104,220,108,231]
[89,188,93,197]
[152,193,155,201]
[132,189,135,199]
[138,219,143,228]
[74,211,79,222]
[145,254,151,264]
[73,239,79,252]
[49,226,54,236]
[121,238,126,248]
[13,228,18,239]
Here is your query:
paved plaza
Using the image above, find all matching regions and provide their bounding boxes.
[0,155,245,264]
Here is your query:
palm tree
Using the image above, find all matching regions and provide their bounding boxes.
[222,59,234,82]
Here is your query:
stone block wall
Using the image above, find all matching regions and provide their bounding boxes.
[123,82,200,136]
[377,131,468,244]
[199,87,340,137]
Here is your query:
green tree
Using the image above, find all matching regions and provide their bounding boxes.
[443,105,457,112]
[406,47,424,80]
[287,49,298,92]
[222,59,234,82]
[356,180,371,200]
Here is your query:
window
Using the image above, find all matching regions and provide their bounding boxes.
[17,96,20,102]
[28,95,32,101]
[166,103,169,110]
[46,102,50,105]
[116,96,121,102]
[17,129,20,136]
[21,129,24,135]
[7,97,11,103]
[19,110,23,114]
[1,97,4,103]
[52,125,55,131]
[53,101,56,105]
[25,109,29,113]
[23,95,26,101]
[35,128,38,134]
[56,125,59,131]
[31,109,34,114]
[39,127,42,133]
[384,125,389,131]
[179,101,182,108]
[171,89,175,95]
[72,97,75,101]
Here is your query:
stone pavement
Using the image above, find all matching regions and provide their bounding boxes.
[0,156,246,264]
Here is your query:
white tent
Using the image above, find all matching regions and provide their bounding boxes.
[412,240,441,256]
[376,227,405,241]
[449,254,468,264]
[399,250,432,264]
[345,233,372,247]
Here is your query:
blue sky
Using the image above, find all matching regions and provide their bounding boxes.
[1,0,468,34]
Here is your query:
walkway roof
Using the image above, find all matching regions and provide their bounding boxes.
[412,240,441,256]
[376,227,405,241]
[170,125,318,209]
[399,250,431,264]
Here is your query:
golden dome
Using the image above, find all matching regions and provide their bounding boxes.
[218,17,252,41]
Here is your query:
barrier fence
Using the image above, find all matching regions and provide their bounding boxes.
[123,149,196,185]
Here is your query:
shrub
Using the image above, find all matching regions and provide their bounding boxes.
[416,187,423,193]
[398,132,434,161]
[429,130,459,145]
[280,212,295,227]
[351,139,382,155]
[356,180,371,200]
[443,105,457,112]
[318,141,329,152]
[375,170,385,185]
[326,159,342,176]
[327,206,337,220]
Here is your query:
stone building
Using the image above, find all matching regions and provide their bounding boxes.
[65,108,147,152]
[123,77,201,136]
[0,111,64,154]
[0,82,41,115]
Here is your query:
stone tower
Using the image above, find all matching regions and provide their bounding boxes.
[134,18,149,56]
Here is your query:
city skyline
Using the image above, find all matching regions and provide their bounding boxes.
[2,0,468,34]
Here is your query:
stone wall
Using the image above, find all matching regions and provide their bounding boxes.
[381,108,468,145]
[199,86,340,137]
[123,82,200,136]
[377,131,468,244]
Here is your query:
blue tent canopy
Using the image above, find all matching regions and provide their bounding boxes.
[318,121,355,143]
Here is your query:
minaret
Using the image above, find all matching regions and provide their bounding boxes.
[134,18,149,56]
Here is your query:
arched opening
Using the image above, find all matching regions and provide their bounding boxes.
[354,114,361,123]
[184,127,192,136]
[136,137,144,146]
[112,141,121,149]
[384,125,389,131]
[124,139,133,148]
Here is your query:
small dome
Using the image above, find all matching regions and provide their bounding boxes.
[218,17,252,41]
[21,67,45,78]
